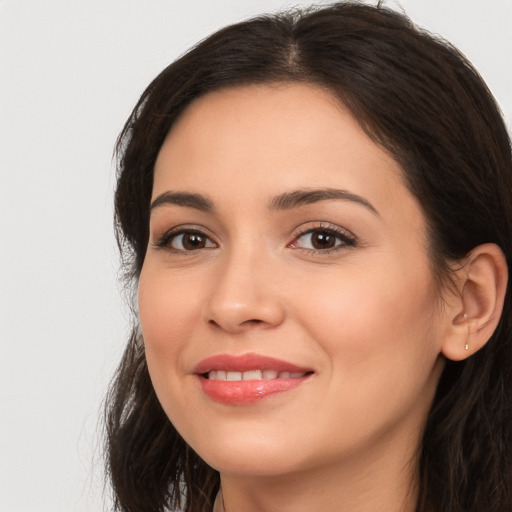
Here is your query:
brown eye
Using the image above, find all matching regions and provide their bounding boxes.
[310,231,337,249]
[291,226,355,252]
[169,231,216,251]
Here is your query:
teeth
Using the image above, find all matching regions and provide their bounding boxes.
[206,370,307,381]
[243,370,262,380]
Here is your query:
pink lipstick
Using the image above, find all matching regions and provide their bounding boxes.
[194,353,313,405]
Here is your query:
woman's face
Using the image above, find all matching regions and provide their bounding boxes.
[138,83,447,476]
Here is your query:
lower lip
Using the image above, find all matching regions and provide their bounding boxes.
[198,376,310,405]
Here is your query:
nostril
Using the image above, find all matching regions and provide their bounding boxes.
[243,319,264,326]
[207,317,265,330]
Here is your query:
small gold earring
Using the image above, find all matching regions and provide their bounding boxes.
[463,313,469,350]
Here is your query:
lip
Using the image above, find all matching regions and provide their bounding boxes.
[194,353,313,405]
[194,353,312,374]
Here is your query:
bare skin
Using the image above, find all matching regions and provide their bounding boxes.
[138,83,506,511]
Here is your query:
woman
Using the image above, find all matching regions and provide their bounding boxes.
[105,2,512,511]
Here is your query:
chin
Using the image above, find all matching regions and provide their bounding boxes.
[201,445,304,477]
[180,420,309,476]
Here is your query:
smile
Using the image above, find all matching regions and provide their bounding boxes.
[194,354,314,404]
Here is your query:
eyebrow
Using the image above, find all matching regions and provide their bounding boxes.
[150,187,379,216]
[150,191,215,212]
[269,188,380,216]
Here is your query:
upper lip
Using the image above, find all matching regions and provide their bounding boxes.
[194,353,313,374]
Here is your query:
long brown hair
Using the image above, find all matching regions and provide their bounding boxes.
[105,3,512,511]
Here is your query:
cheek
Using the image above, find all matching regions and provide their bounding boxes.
[286,264,443,457]
[137,267,199,377]
[295,260,440,375]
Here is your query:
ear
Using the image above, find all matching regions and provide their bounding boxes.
[441,243,508,361]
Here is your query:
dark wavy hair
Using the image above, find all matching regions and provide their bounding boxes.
[105,3,512,511]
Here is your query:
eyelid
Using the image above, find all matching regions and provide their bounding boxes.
[153,225,218,251]
[288,222,357,252]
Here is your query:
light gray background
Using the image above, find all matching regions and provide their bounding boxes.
[1,1,511,511]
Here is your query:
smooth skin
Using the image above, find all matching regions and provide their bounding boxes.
[138,84,507,512]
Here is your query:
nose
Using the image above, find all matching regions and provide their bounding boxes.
[204,250,286,333]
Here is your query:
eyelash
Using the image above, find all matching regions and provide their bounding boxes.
[154,228,217,252]
[154,223,357,254]
[289,223,357,254]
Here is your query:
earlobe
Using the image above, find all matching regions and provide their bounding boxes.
[441,243,508,362]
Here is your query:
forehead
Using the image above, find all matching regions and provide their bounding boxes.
[153,83,421,226]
